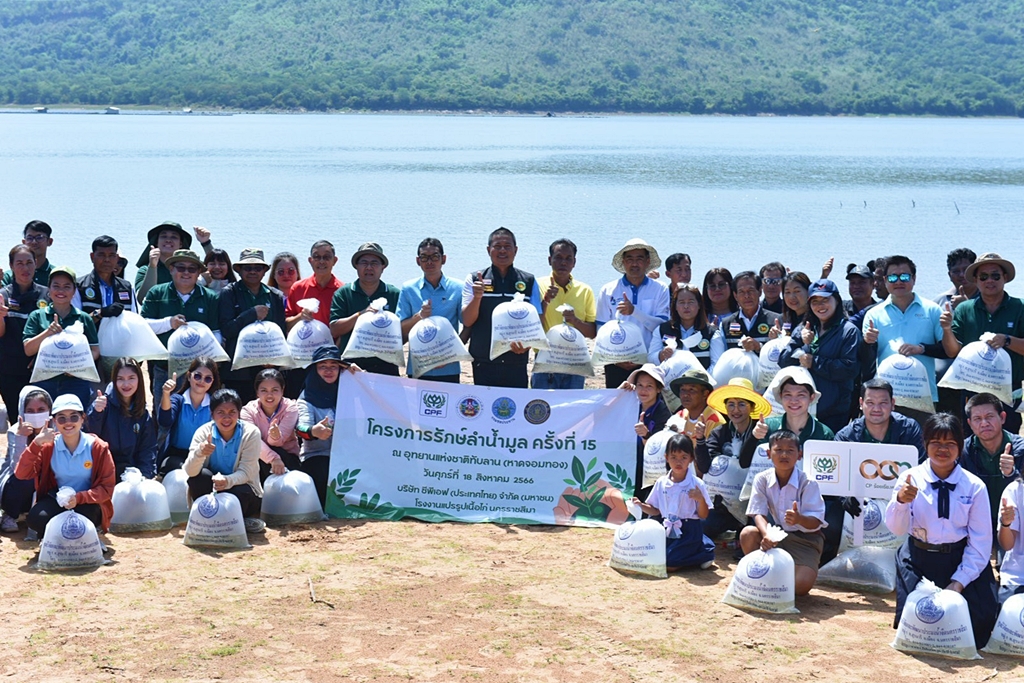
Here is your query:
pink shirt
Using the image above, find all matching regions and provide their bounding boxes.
[240,398,300,463]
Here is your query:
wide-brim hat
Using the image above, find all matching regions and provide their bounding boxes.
[611,239,661,274]
[707,378,773,420]
[626,363,666,390]
[770,366,821,405]
[232,248,270,273]
[312,345,342,364]
[164,249,206,270]
[351,242,389,269]
[669,368,715,396]
[965,252,1015,284]
[146,221,192,250]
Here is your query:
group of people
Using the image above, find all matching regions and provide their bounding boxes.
[0,218,1022,645]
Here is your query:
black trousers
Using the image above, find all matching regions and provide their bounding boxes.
[159,447,189,477]
[28,495,102,536]
[471,360,527,388]
[300,456,331,510]
[258,446,303,484]
[187,470,262,519]
[1,475,36,519]
[819,496,846,566]
[603,364,635,389]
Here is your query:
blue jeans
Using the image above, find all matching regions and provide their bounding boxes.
[531,372,585,390]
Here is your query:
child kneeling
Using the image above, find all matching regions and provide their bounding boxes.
[632,433,716,571]
[739,430,826,595]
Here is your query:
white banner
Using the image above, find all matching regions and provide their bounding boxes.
[802,440,919,499]
[327,373,638,527]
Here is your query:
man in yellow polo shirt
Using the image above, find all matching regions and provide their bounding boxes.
[533,238,597,389]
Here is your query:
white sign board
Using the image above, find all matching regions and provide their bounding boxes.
[802,440,919,499]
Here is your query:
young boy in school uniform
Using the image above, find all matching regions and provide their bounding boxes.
[740,429,827,596]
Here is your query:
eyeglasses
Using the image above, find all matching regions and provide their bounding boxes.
[978,272,1002,282]
[356,259,382,268]
[55,414,81,425]
[763,278,782,286]
[192,372,214,384]
[310,254,335,262]
[886,273,912,283]
[173,265,200,274]
[23,234,49,243]
[707,281,729,290]
[240,265,266,273]
[417,254,442,263]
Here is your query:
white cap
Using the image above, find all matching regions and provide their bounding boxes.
[50,394,84,414]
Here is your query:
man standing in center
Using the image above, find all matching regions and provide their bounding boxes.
[398,238,464,384]
[533,238,596,390]
[720,271,781,353]
[462,227,542,388]
[596,239,670,389]
[329,243,400,376]
[285,240,343,329]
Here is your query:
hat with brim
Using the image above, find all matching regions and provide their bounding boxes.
[611,239,661,274]
[707,378,773,420]
[626,363,666,390]
[965,252,1015,284]
[48,266,77,284]
[51,393,84,414]
[770,366,821,406]
[164,249,206,271]
[147,221,192,251]
[351,242,389,269]
[311,345,342,364]
[845,264,873,280]
[669,368,715,396]
[232,248,270,274]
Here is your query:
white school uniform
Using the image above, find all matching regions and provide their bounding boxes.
[746,467,826,534]
[999,479,1024,599]
[646,470,712,534]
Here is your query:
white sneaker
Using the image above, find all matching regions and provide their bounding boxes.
[0,515,18,533]
[700,560,715,570]
[244,518,266,535]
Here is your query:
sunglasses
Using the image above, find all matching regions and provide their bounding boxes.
[55,413,81,425]
[173,265,200,274]
[763,277,782,286]
[192,372,215,384]
[977,272,1002,282]
[886,273,912,283]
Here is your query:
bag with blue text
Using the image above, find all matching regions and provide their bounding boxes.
[182,492,251,549]
[490,293,549,360]
[591,318,647,368]
[408,315,472,378]
[286,299,335,369]
[892,579,980,659]
[37,509,109,571]
[167,322,230,377]
[533,313,594,377]
[722,526,798,614]
[609,501,667,579]
[109,467,173,534]
[30,322,100,383]
[343,298,405,367]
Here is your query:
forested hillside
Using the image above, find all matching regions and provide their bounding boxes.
[1,0,1022,114]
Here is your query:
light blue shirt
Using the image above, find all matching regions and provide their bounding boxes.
[863,293,944,401]
[398,274,464,377]
[209,425,243,476]
[51,432,95,493]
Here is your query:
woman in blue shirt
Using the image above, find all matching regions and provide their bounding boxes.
[86,357,158,479]
[156,356,221,475]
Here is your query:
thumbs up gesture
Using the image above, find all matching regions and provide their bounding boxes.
[821,257,835,279]
[162,372,178,395]
[471,271,484,300]
[268,414,282,442]
[800,321,814,346]
[1000,443,1015,477]
[46,314,62,337]
[311,416,334,440]
[633,420,649,438]
[199,431,216,458]
[768,318,783,340]
[33,419,55,446]
[1001,497,1017,527]
[92,390,107,413]
[784,500,801,526]
[863,317,879,344]
[753,417,768,440]
[950,286,967,309]
[616,294,634,316]
[897,475,919,504]
[940,301,953,330]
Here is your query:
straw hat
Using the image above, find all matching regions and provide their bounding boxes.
[611,239,661,274]
[707,378,773,419]
[965,252,1015,284]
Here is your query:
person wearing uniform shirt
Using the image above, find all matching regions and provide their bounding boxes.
[666,369,725,438]
[834,378,925,462]
[329,242,401,376]
[942,252,1024,434]
[617,363,670,502]
[759,262,786,315]
[998,473,1024,602]
[134,222,216,302]
[596,238,670,389]
[534,238,596,390]
[959,392,1024,534]
[885,412,999,649]
[2,220,54,288]
[648,284,725,374]
[461,227,542,388]
[141,249,221,402]
[397,238,464,384]
[0,245,49,419]
[719,271,782,353]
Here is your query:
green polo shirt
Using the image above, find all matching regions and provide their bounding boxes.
[952,293,1024,391]
[23,303,99,344]
[329,280,400,351]
[764,414,835,446]
[140,282,220,346]
[134,261,172,293]
[3,260,53,288]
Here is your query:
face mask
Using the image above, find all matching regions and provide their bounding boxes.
[23,412,49,429]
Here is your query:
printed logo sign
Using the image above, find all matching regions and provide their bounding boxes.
[708,456,729,477]
[859,459,910,481]
[371,313,392,329]
[523,399,551,425]
[746,557,771,579]
[54,337,74,350]
[609,327,626,345]
[458,396,482,419]
[198,494,220,519]
[296,322,315,340]
[891,356,914,371]
[61,514,87,540]
[491,397,516,423]
[915,596,945,624]
[863,499,882,531]
[559,327,578,343]
[507,305,530,320]
[617,523,635,540]
[416,321,438,344]
[420,391,448,418]
[181,329,201,348]
[809,453,840,486]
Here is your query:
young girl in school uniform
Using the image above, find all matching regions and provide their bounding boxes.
[997,475,1024,602]
[632,433,716,571]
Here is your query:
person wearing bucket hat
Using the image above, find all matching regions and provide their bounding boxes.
[779,278,861,434]
[329,242,401,376]
[942,251,1024,434]
[2,220,54,288]
[618,363,671,501]
[140,249,221,403]
[719,271,782,354]
[462,227,542,388]
[219,248,287,403]
[134,222,215,301]
[596,239,670,388]
[666,368,725,439]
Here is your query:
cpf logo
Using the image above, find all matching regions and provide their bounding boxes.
[420,390,448,418]
[810,453,840,485]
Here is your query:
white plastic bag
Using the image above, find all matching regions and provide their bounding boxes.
[533,323,594,377]
[739,444,773,502]
[31,322,100,383]
[109,468,173,533]
[182,492,251,549]
[758,336,790,392]
[342,299,405,367]
[161,468,191,526]
[939,339,1014,405]
[838,500,907,552]
[982,593,1024,656]
[703,455,748,522]
[37,510,108,571]
[642,430,673,489]
[817,546,897,594]
[723,546,799,614]
[167,322,229,377]
[658,348,703,386]
[609,518,667,579]
[408,316,472,378]
[232,320,294,370]
[489,293,548,360]
[878,354,935,415]
[261,471,328,526]
[97,310,169,362]
[711,348,760,389]
[286,299,334,369]
[591,319,647,367]
[892,579,980,659]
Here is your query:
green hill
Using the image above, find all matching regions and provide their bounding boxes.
[1,0,1022,114]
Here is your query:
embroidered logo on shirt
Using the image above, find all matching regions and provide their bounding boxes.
[84,461,92,469]
[85,287,96,299]
[757,323,769,335]
[515,281,526,292]
[728,323,742,336]
[38,300,48,309]
[698,339,710,351]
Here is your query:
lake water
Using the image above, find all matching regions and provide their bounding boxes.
[1,113,1022,298]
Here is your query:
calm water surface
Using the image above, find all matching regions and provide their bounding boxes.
[1,113,1021,298]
